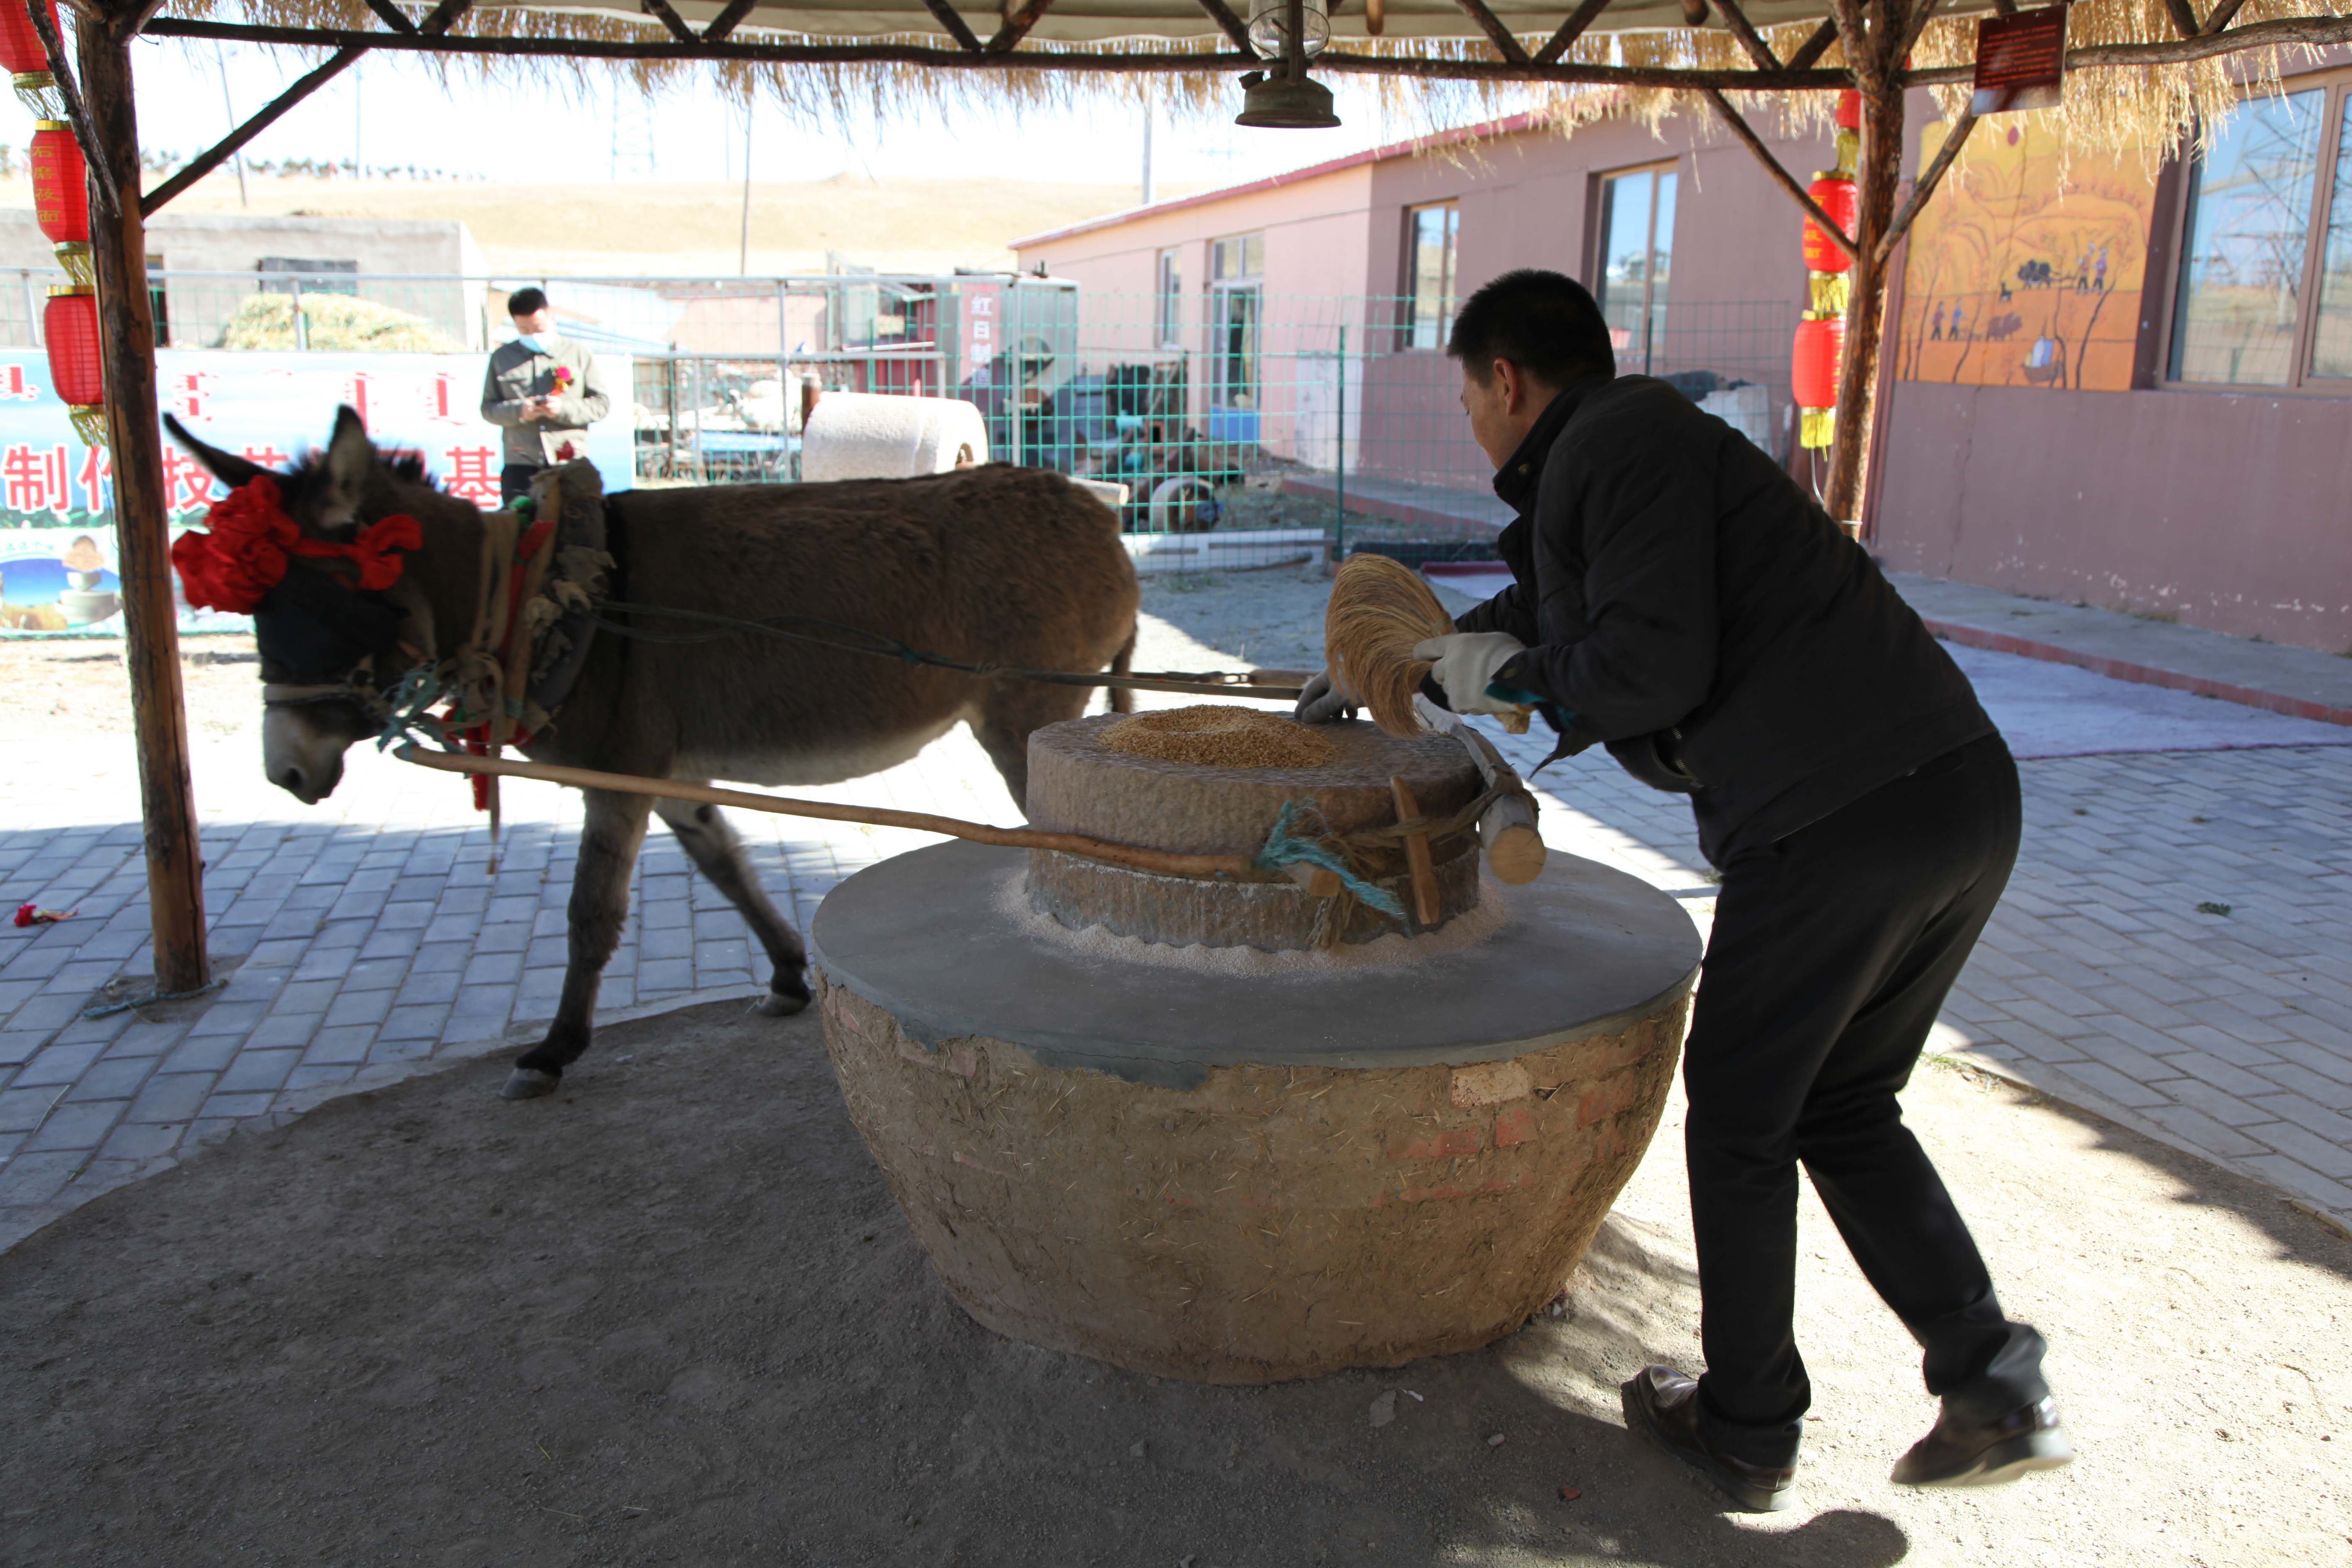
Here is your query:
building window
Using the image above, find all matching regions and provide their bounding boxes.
[2169,74,2352,387]
[1405,201,1460,350]
[1209,233,1263,420]
[1594,163,1677,374]
[1156,247,1183,348]
[1211,233,1265,283]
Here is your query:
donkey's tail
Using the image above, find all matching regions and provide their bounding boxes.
[1108,627,1137,716]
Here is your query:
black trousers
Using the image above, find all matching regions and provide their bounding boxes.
[500,463,539,507]
[1684,733,2047,1465]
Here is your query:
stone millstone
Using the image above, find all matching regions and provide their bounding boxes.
[1025,714,1484,949]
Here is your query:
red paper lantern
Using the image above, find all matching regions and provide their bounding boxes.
[1803,175,1858,273]
[0,0,59,75]
[44,287,102,405]
[30,122,86,246]
[1791,315,1845,410]
[1835,89,1862,130]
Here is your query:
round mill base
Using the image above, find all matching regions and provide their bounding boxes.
[808,718,1702,1385]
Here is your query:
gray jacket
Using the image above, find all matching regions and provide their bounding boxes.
[480,335,612,467]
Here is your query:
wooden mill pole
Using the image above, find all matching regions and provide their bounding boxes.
[78,19,209,994]
[1823,10,1908,526]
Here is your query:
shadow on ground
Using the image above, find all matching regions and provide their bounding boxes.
[0,1000,1909,1568]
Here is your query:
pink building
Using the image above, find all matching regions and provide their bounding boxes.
[1015,81,2352,654]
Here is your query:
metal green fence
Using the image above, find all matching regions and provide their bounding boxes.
[0,267,1795,572]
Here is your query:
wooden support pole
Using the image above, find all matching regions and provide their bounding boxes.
[987,0,1056,51]
[917,0,987,50]
[1823,72,1905,524]
[79,22,208,994]
[1710,0,1782,71]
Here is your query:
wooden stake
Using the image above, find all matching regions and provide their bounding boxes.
[80,26,208,995]
[1388,776,1441,928]
[1447,726,1547,887]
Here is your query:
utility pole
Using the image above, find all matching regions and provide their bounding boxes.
[1141,95,1154,207]
[739,96,754,276]
[215,46,247,207]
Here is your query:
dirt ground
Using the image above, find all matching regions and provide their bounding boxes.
[2,998,2346,1568]
[0,635,262,743]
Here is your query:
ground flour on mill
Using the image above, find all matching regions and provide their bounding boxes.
[993,864,1513,976]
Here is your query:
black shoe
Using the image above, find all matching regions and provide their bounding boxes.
[1620,1366,1798,1513]
[1891,1394,2075,1487]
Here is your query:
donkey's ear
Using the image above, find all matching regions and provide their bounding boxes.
[314,405,374,532]
[163,413,266,489]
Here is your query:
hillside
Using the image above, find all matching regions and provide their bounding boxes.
[18,168,1201,275]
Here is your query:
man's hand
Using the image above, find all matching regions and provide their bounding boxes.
[1294,670,1357,725]
[1411,632,1529,715]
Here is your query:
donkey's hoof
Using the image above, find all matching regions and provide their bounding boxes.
[758,986,810,1018]
[500,1068,562,1100]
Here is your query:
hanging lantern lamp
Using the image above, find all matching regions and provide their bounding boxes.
[1803,175,1857,276]
[30,122,86,245]
[44,286,106,447]
[1791,315,1845,451]
[3,0,60,116]
[1235,0,1340,127]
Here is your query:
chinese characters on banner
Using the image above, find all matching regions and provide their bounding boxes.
[0,348,633,634]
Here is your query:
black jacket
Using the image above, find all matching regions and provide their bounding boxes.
[1455,372,1995,865]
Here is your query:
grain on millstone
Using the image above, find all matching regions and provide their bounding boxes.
[1101,704,1338,770]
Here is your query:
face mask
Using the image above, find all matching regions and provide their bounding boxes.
[516,332,547,353]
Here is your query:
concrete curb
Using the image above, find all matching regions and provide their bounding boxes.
[1919,620,2352,728]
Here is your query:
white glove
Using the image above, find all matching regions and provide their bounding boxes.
[1293,669,1356,724]
[1411,632,1529,716]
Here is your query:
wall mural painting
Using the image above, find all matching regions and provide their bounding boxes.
[1899,112,2164,391]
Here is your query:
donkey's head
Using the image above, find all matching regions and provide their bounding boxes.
[169,405,455,804]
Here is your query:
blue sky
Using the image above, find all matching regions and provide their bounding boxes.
[122,36,1435,190]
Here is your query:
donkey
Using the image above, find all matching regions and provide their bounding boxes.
[170,407,1139,1099]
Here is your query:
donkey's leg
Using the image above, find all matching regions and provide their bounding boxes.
[651,796,810,1017]
[505,786,652,1101]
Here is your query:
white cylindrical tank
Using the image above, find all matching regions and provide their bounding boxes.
[800,392,990,482]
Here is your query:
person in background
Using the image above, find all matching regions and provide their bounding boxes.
[481,286,611,506]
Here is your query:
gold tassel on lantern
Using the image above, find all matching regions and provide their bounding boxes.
[1800,408,1837,448]
[1808,274,1850,316]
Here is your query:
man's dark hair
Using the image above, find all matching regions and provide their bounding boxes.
[506,286,548,319]
[1446,269,1615,387]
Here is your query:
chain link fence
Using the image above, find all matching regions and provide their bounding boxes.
[4,267,1795,572]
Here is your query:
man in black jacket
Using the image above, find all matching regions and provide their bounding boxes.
[1300,269,2072,1511]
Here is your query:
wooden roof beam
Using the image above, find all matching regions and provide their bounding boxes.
[1194,0,1255,52]
[703,0,764,39]
[916,0,988,50]
[1710,0,1782,71]
[1785,13,1837,67]
[988,0,1056,50]
[1454,0,1533,65]
[142,0,476,217]
[1896,11,2352,76]
[641,0,704,44]
[1875,103,1974,263]
[364,0,420,33]
[1700,85,1858,260]
[2200,0,2248,34]
[1534,0,1612,64]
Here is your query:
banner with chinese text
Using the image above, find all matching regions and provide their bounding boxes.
[0,349,634,636]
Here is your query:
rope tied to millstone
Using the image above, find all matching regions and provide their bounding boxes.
[1247,784,1509,931]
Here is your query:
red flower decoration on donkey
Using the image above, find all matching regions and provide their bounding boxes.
[170,473,423,614]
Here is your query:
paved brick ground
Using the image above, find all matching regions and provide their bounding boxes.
[4,607,2348,1251]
